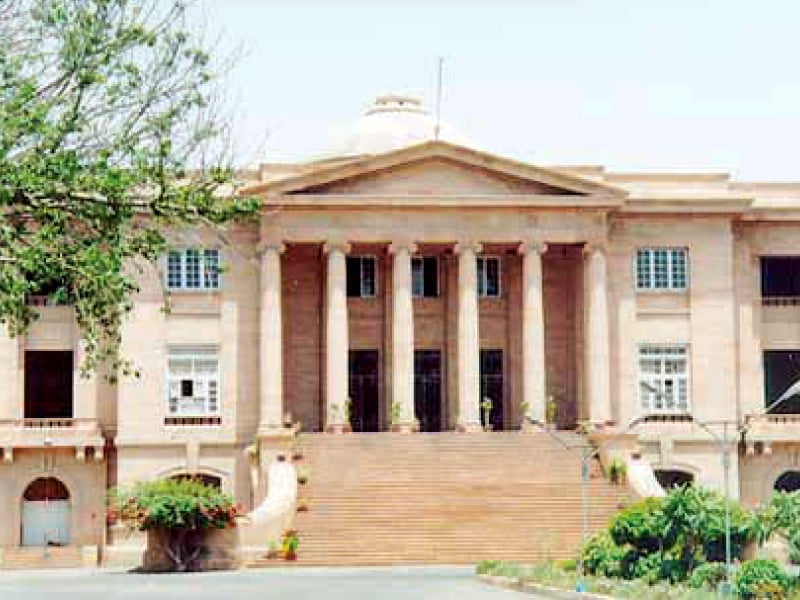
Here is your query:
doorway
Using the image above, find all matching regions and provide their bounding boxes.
[21,477,71,547]
[348,350,380,432]
[414,350,442,432]
[24,351,73,419]
[480,349,504,431]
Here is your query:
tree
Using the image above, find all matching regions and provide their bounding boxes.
[0,0,260,374]
[109,477,240,571]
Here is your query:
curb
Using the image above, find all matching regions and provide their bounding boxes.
[477,574,614,599]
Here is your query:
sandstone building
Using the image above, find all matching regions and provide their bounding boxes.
[2,95,800,565]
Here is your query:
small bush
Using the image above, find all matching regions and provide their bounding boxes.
[687,562,727,590]
[610,496,668,553]
[582,531,626,578]
[734,559,793,599]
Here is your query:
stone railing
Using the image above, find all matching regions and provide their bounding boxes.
[0,417,105,456]
[762,296,800,307]
[745,413,800,443]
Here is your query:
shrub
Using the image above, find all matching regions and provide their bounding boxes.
[610,496,668,553]
[109,477,240,571]
[582,531,626,578]
[734,559,793,599]
[687,562,727,590]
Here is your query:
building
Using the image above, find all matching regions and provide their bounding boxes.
[2,94,800,564]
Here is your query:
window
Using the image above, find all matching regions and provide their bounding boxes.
[346,256,376,298]
[639,345,689,413]
[166,249,220,290]
[761,257,800,298]
[635,247,688,291]
[167,348,220,416]
[763,350,800,414]
[477,256,501,298]
[412,257,439,298]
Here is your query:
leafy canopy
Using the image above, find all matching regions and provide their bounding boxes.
[109,477,239,531]
[0,0,260,374]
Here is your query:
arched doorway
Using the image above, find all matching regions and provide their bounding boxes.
[21,477,71,547]
[774,471,800,493]
[655,469,695,491]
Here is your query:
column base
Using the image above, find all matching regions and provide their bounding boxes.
[326,423,352,435]
[390,422,417,434]
[256,424,296,441]
[456,422,484,433]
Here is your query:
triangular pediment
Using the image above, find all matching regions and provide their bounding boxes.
[245,141,627,199]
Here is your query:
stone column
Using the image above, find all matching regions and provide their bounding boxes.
[520,242,548,425]
[584,242,613,426]
[456,242,482,431]
[390,242,416,431]
[258,243,285,433]
[325,242,350,430]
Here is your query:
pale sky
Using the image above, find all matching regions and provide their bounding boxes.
[200,0,800,181]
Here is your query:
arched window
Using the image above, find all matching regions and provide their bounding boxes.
[170,473,222,490]
[654,469,694,491]
[774,471,800,493]
[23,477,70,501]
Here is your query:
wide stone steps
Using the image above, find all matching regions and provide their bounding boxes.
[248,432,629,567]
[0,547,86,570]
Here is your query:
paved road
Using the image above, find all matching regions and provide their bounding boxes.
[0,566,539,599]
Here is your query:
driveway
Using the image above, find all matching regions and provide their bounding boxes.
[0,566,541,599]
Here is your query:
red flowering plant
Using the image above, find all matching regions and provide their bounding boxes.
[108,477,241,571]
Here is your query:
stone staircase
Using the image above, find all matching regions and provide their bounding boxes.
[250,432,630,567]
[0,546,90,570]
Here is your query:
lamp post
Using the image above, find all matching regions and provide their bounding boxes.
[535,417,648,593]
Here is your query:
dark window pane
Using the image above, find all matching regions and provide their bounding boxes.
[361,258,376,296]
[181,379,194,397]
[485,258,500,296]
[423,257,438,297]
[764,350,800,413]
[761,257,800,297]
[411,258,424,297]
[346,257,361,297]
[477,258,485,296]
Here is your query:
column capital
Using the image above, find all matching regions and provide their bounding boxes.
[518,241,548,256]
[454,241,483,256]
[323,241,351,255]
[388,241,418,255]
[258,241,286,256]
[582,239,608,256]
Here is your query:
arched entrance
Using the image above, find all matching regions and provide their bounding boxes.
[774,471,800,493]
[654,469,694,491]
[21,477,71,547]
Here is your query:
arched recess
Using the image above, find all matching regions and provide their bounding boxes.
[654,469,695,491]
[774,470,800,493]
[20,477,71,546]
[170,472,222,490]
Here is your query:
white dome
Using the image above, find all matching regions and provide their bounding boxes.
[326,94,472,157]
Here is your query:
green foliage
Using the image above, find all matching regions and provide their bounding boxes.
[734,559,794,599]
[280,529,299,559]
[109,477,239,532]
[687,562,726,590]
[610,496,668,553]
[755,491,800,564]
[0,0,260,373]
[582,531,626,578]
[605,458,628,485]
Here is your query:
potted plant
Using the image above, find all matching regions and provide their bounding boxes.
[296,498,310,513]
[546,396,557,430]
[281,529,299,561]
[605,458,628,485]
[519,401,530,429]
[480,398,493,431]
[296,465,310,486]
[265,540,280,560]
[390,401,412,433]
[327,404,350,434]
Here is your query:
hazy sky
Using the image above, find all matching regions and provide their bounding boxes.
[201,0,800,181]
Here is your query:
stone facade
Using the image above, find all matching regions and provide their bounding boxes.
[3,95,800,562]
